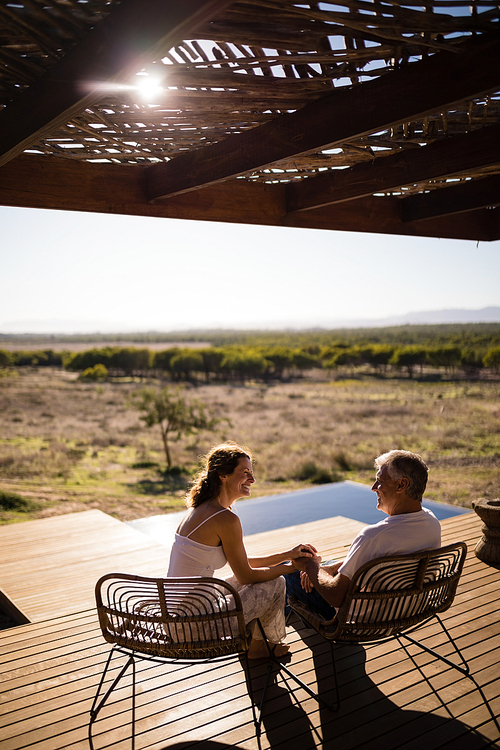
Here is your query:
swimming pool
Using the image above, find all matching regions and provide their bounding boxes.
[129,480,470,546]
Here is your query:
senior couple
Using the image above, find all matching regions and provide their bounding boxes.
[167,442,441,659]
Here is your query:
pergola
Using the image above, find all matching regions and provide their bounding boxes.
[1,0,500,241]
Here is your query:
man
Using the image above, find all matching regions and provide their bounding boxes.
[286,450,441,618]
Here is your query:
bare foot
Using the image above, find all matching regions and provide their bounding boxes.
[248,640,290,660]
[271,642,290,658]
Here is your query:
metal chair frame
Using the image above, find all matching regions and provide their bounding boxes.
[285,542,470,710]
[89,574,273,750]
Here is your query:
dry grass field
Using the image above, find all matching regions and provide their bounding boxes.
[0,367,499,525]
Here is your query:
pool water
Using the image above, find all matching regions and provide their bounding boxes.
[128,480,469,546]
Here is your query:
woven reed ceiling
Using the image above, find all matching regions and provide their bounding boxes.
[1,0,500,240]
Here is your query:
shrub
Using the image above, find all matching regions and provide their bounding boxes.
[79,364,108,381]
[170,350,204,381]
[0,350,12,368]
[11,350,49,367]
[389,346,427,378]
[0,490,35,512]
[66,348,115,371]
[153,348,181,373]
[332,450,352,471]
[294,461,339,484]
[484,346,500,370]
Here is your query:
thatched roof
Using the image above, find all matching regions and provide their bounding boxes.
[1,1,499,240]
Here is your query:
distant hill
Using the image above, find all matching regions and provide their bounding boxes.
[330,306,500,328]
[1,307,499,340]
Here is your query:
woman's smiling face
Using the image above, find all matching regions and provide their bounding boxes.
[221,456,255,501]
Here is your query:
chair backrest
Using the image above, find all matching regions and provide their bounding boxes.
[333,542,467,643]
[95,573,249,659]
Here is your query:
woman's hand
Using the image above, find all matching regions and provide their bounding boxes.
[288,543,319,561]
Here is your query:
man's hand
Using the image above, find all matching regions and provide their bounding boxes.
[291,553,321,572]
[300,571,314,593]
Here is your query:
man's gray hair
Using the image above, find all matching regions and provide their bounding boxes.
[375,450,429,502]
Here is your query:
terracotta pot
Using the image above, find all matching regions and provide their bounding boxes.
[472,498,500,565]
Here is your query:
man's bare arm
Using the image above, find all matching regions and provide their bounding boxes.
[300,561,342,593]
[293,557,350,609]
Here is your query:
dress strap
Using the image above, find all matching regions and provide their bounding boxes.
[186,508,231,538]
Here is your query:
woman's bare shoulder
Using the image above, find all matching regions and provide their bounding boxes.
[215,509,242,532]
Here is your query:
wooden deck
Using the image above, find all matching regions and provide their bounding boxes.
[0,511,499,750]
[0,510,172,623]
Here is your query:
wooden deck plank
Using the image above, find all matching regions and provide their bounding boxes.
[0,511,499,750]
[0,512,364,624]
[0,510,171,622]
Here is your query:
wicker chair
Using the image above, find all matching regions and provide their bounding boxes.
[89,573,273,750]
[286,542,469,710]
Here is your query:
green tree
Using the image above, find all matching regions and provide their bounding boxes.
[199,347,225,382]
[79,363,108,381]
[170,350,204,382]
[484,346,500,371]
[291,349,319,374]
[460,348,484,376]
[389,346,427,378]
[220,350,270,381]
[259,347,294,379]
[363,345,395,373]
[153,348,181,378]
[133,386,219,468]
[426,346,462,372]
[11,350,49,367]
[110,347,151,376]
[0,349,12,368]
[65,347,115,371]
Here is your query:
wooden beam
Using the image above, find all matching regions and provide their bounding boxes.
[0,155,286,225]
[146,34,500,201]
[2,155,498,241]
[286,123,500,212]
[284,197,500,242]
[0,0,235,168]
[401,173,500,222]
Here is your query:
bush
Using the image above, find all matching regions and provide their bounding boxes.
[79,364,108,381]
[332,450,352,471]
[11,350,49,367]
[0,350,12,368]
[0,490,35,512]
[294,461,339,484]
[66,348,115,371]
[484,346,500,370]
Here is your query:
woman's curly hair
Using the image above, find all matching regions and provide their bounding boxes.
[186,442,252,508]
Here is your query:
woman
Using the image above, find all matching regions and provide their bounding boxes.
[167,442,316,659]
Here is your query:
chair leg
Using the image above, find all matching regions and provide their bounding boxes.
[89,647,136,750]
[398,614,469,676]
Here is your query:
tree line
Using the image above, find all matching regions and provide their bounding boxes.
[1,341,500,381]
[2,321,500,349]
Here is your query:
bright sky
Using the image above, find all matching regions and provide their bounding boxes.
[1,205,499,334]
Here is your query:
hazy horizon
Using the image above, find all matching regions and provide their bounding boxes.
[2,304,500,337]
[2,205,500,335]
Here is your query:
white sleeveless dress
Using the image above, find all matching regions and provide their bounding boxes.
[167,509,286,643]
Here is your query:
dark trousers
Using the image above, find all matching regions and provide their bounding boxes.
[285,570,336,621]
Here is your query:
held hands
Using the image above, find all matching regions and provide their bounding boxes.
[287,543,318,561]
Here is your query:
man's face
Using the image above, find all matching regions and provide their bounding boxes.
[371,465,401,514]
